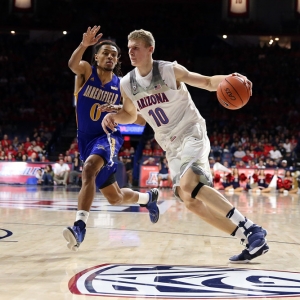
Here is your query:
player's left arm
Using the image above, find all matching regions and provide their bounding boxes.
[173,64,252,94]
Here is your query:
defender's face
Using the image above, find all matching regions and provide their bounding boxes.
[95,45,118,71]
[128,39,152,67]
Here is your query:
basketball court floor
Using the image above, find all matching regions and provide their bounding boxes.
[1,184,300,300]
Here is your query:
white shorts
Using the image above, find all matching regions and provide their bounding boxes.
[164,123,211,186]
[158,173,169,180]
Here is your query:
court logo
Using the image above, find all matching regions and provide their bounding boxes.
[0,229,13,240]
[69,264,300,298]
[146,172,158,185]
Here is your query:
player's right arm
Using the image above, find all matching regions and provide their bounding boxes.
[68,26,103,79]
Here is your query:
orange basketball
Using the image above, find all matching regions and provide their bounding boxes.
[216,75,250,110]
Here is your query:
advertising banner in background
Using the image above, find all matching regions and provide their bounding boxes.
[0,162,71,184]
[139,166,287,188]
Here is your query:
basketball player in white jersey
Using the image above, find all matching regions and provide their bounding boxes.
[101,29,269,263]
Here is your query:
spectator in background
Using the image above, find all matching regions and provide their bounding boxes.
[43,127,52,141]
[290,135,297,152]
[142,143,153,156]
[152,143,164,156]
[12,136,20,150]
[278,141,286,157]
[143,156,156,166]
[211,140,223,160]
[120,148,133,187]
[256,159,266,169]
[236,160,246,169]
[6,145,17,158]
[269,145,282,164]
[208,156,215,168]
[40,155,49,162]
[263,138,273,157]
[157,157,172,188]
[35,169,44,185]
[279,159,288,170]
[53,158,70,186]
[69,155,82,186]
[24,137,31,151]
[242,149,253,164]
[31,141,43,159]
[15,152,23,161]
[233,146,246,160]
[1,134,11,148]
[282,151,294,167]
[7,153,15,161]
[28,152,38,162]
[21,154,28,162]
[35,136,44,149]
[253,142,264,158]
[42,165,54,185]
[230,141,238,155]
[265,159,276,169]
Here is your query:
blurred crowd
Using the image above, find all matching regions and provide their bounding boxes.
[1,28,300,188]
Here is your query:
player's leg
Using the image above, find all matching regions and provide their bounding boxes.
[179,167,268,263]
[63,154,104,251]
[100,179,159,224]
[177,186,244,238]
[176,126,268,262]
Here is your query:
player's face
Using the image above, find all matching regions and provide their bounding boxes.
[128,39,153,67]
[95,45,119,71]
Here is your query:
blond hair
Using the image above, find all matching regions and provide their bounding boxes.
[128,29,155,49]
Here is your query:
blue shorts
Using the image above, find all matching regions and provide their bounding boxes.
[77,130,123,189]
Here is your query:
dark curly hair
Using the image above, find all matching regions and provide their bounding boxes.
[91,40,122,77]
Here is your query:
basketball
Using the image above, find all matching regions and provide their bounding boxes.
[216,75,250,110]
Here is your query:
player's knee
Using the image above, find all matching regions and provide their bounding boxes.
[82,161,99,180]
[183,197,197,210]
[179,180,195,195]
[106,192,123,205]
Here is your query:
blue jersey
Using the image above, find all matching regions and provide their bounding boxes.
[75,66,121,137]
[74,66,123,189]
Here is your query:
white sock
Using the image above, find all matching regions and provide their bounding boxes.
[232,226,247,241]
[227,207,254,229]
[137,192,150,205]
[76,210,89,224]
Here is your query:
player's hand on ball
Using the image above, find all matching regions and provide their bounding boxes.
[232,72,252,96]
[102,113,118,134]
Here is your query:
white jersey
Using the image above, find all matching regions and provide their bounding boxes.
[120,60,207,150]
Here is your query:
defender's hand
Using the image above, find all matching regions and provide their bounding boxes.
[98,104,121,113]
[102,113,118,134]
[81,25,103,47]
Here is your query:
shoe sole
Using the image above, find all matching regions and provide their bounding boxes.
[229,244,269,264]
[63,227,79,252]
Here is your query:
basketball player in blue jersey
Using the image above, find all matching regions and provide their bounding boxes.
[102,29,269,263]
[63,26,159,251]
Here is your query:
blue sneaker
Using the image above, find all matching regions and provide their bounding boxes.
[63,221,86,251]
[229,243,269,263]
[245,225,267,255]
[140,188,160,223]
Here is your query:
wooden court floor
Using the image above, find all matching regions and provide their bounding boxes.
[0,184,300,300]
